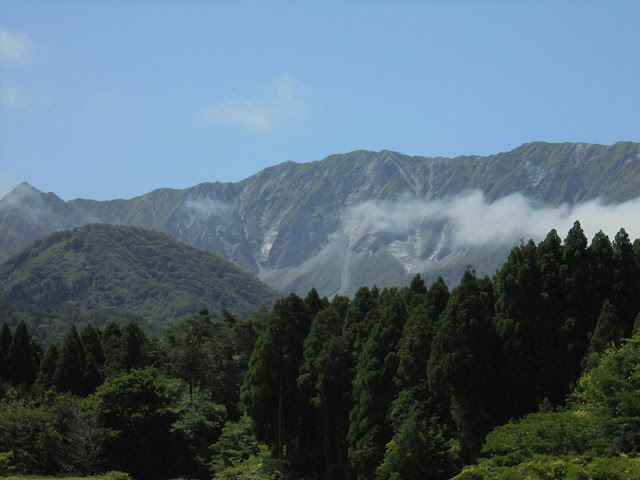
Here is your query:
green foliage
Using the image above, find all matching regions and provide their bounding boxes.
[574,333,640,418]
[53,326,87,396]
[0,397,60,474]
[98,472,133,480]
[241,294,314,464]
[85,368,180,479]
[51,394,106,476]
[210,415,263,475]
[458,330,640,478]
[8,320,38,387]
[0,224,279,329]
[376,408,459,480]
[427,270,501,461]
[170,388,227,478]
[348,290,407,479]
[0,450,14,476]
[211,444,287,480]
[297,302,352,478]
[455,455,640,480]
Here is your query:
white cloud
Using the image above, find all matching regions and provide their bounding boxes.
[343,191,640,249]
[183,198,233,218]
[198,73,309,134]
[0,26,35,65]
[0,84,26,107]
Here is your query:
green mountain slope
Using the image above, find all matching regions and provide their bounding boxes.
[0,224,279,326]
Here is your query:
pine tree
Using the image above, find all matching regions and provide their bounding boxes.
[581,300,625,371]
[298,303,352,479]
[536,228,566,404]
[611,228,640,336]
[494,239,544,417]
[122,322,147,371]
[102,322,125,376]
[427,269,501,462]
[390,303,435,429]
[35,344,58,395]
[348,290,407,480]
[166,311,215,404]
[240,294,312,465]
[53,325,87,395]
[8,320,37,387]
[80,323,105,368]
[425,276,450,321]
[587,230,614,305]
[376,408,457,480]
[559,221,597,396]
[0,322,12,382]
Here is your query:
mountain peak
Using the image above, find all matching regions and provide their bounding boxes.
[6,182,42,198]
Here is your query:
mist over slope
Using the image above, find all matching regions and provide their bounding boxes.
[1,141,639,296]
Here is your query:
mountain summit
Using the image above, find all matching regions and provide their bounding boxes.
[2,141,639,296]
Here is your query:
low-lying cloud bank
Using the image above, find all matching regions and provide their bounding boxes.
[344,191,640,249]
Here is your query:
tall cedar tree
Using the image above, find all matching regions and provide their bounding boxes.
[348,289,406,480]
[53,325,87,396]
[536,228,568,404]
[35,344,58,393]
[611,228,640,336]
[390,275,438,428]
[81,324,105,393]
[581,300,625,372]
[427,269,501,462]
[166,309,216,404]
[8,320,38,387]
[494,239,546,418]
[241,294,314,468]
[559,221,597,390]
[298,298,353,479]
[0,322,12,382]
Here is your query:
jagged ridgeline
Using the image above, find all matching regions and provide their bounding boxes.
[1,141,639,297]
[0,224,280,330]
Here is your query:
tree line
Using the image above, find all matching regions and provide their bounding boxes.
[1,221,639,479]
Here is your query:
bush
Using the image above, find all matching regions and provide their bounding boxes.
[99,471,133,480]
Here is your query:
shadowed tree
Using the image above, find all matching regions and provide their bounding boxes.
[53,325,87,396]
[0,322,12,382]
[428,269,501,462]
[581,300,625,372]
[8,320,38,387]
[611,228,640,336]
[241,294,313,467]
[298,302,352,479]
[348,290,406,480]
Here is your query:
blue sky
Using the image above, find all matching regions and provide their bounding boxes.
[1,1,639,201]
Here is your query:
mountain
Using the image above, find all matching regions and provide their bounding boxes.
[1,141,639,296]
[0,224,279,326]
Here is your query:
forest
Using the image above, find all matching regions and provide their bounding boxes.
[1,221,640,480]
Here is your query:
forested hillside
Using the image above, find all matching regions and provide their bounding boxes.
[0,221,639,480]
[0,224,279,331]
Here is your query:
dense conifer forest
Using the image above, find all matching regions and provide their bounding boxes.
[1,221,640,479]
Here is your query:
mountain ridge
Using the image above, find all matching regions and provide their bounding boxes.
[2,141,639,296]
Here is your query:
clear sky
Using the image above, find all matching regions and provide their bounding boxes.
[1,1,639,201]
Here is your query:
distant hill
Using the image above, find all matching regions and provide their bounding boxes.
[0,224,279,327]
[1,141,639,296]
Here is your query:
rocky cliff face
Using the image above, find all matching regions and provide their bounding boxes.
[2,141,639,297]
